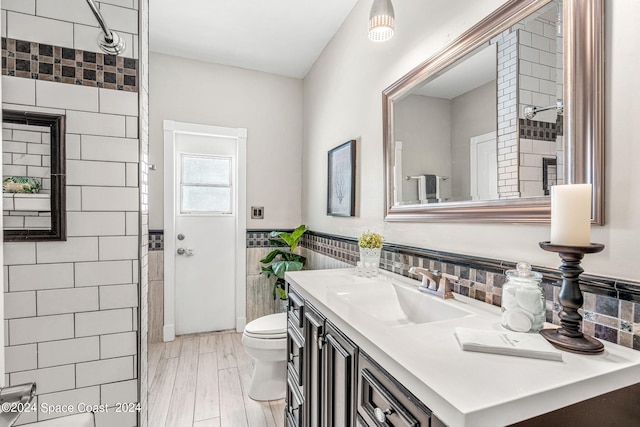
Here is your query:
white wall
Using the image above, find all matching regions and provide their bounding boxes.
[302,0,640,281]
[394,94,451,202]
[148,53,303,230]
[450,80,497,200]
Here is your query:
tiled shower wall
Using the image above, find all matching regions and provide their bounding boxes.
[301,232,640,351]
[2,2,141,426]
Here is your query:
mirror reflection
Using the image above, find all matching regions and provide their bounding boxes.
[393,0,563,206]
[2,110,66,241]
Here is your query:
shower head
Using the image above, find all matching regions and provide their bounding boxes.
[85,0,126,55]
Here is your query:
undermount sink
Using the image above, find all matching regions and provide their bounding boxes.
[330,278,473,327]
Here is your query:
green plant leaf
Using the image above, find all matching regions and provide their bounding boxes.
[259,249,288,264]
[272,260,303,278]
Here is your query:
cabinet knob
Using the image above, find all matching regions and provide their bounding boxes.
[374,407,394,423]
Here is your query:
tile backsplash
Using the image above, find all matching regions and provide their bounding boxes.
[300,231,640,351]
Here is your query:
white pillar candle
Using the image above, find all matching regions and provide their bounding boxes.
[550,184,592,246]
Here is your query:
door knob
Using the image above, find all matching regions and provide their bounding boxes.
[177,248,194,256]
[177,248,185,255]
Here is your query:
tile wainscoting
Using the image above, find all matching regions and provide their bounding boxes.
[147,230,640,351]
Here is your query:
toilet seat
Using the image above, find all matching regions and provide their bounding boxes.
[244,312,287,339]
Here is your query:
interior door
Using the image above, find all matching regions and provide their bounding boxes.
[163,121,247,339]
[470,131,498,201]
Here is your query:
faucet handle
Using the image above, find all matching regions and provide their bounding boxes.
[409,267,439,290]
[438,273,459,297]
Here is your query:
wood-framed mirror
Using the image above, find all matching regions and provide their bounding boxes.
[2,110,66,241]
[383,0,604,223]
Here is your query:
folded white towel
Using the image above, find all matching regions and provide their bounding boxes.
[454,327,562,362]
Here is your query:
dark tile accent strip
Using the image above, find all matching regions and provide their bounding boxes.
[149,230,163,251]
[519,117,562,141]
[2,37,138,92]
[246,229,293,248]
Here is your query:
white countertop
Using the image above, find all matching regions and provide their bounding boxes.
[285,268,640,427]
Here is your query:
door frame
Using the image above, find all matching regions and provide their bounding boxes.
[162,120,247,340]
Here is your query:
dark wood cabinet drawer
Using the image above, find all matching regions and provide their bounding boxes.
[287,320,304,388]
[287,285,305,328]
[287,375,304,427]
[357,352,431,427]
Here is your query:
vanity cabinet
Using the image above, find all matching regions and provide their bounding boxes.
[286,283,436,427]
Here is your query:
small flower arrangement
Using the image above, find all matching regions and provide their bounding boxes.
[358,231,383,249]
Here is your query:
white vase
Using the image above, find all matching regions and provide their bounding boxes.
[358,247,381,277]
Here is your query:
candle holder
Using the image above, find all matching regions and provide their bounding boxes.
[538,241,605,355]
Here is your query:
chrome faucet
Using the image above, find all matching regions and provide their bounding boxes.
[409,267,458,299]
[0,383,36,427]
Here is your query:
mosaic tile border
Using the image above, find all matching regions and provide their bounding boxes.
[149,230,163,251]
[2,37,138,92]
[519,116,562,141]
[247,229,293,248]
[301,231,640,351]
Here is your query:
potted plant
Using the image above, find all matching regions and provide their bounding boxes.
[260,224,308,303]
[358,231,384,276]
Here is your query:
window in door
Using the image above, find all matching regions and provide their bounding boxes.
[180,154,233,215]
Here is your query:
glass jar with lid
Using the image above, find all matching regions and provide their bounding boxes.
[501,262,545,332]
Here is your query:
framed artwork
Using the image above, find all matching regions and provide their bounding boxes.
[327,140,356,216]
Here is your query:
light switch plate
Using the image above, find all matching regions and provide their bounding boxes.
[251,206,264,219]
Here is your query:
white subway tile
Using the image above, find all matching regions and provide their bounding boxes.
[2,76,36,105]
[1,103,65,115]
[9,314,74,345]
[76,356,133,387]
[94,407,137,427]
[80,135,139,162]
[99,3,138,34]
[99,236,139,261]
[75,260,133,287]
[36,80,99,112]
[66,185,82,212]
[4,291,36,319]
[66,134,81,159]
[67,211,126,237]
[10,365,75,395]
[125,163,138,187]
[125,116,138,138]
[100,331,136,358]
[99,88,139,116]
[100,379,137,406]
[81,186,138,211]
[37,387,100,421]
[37,0,96,26]
[3,242,36,265]
[75,308,132,337]
[3,0,35,13]
[9,263,74,291]
[38,336,100,368]
[37,287,99,316]
[72,24,134,60]
[99,0,134,9]
[125,211,138,236]
[67,160,126,187]
[5,344,37,373]
[36,238,99,263]
[66,111,126,137]
[99,284,137,310]
[7,12,74,48]
[3,267,8,293]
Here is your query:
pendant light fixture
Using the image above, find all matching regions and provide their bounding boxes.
[368,0,395,42]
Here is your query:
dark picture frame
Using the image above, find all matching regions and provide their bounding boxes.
[327,140,356,216]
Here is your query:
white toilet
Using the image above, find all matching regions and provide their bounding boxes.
[242,312,288,401]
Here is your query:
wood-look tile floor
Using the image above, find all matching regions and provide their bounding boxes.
[148,331,286,427]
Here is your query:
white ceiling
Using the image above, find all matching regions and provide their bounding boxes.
[149,0,359,79]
